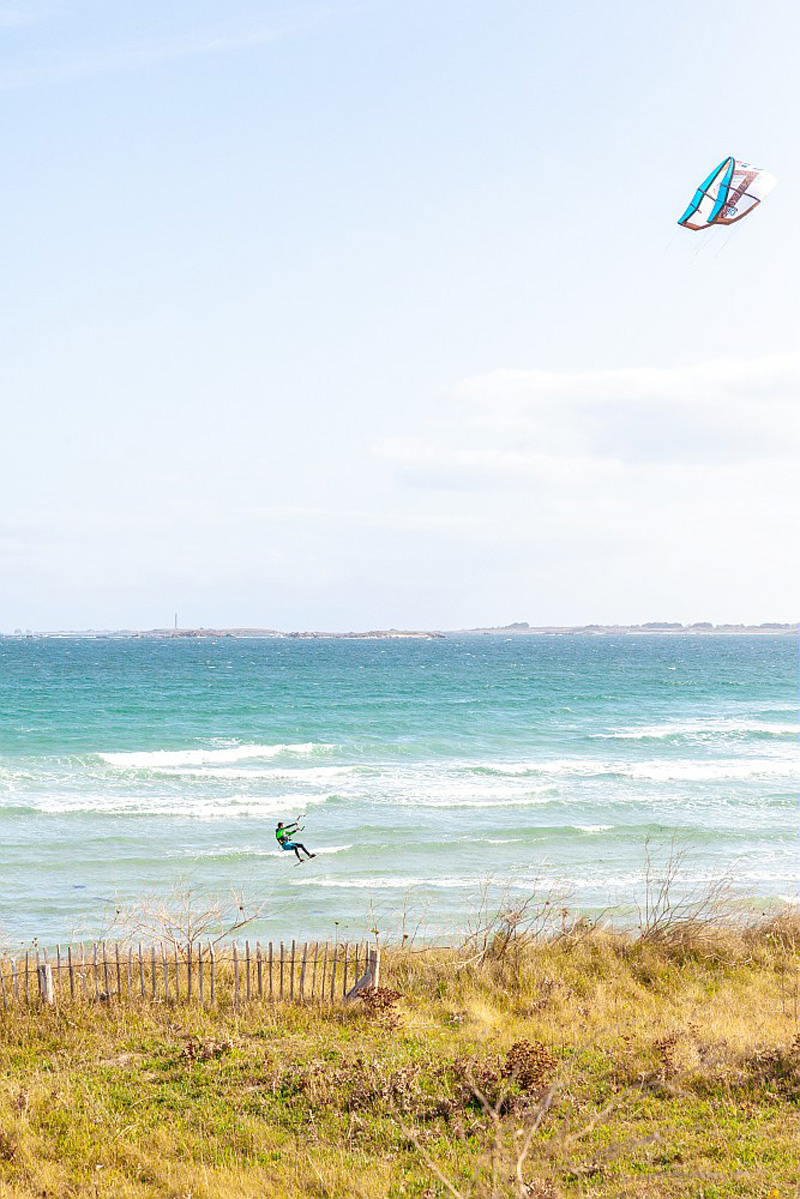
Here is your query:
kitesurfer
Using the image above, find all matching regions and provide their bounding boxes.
[275,820,316,863]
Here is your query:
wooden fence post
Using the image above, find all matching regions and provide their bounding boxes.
[279,942,284,1000]
[174,945,180,1001]
[25,951,30,1004]
[256,942,263,1000]
[320,944,328,1006]
[245,942,251,1002]
[151,946,157,1000]
[0,961,7,1010]
[126,947,132,999]
[198,944,204,1006]
[290,940,296,1002]
[56,946,63,1000]
[38,960,55,1006]
[299,943,308,1002]
[138,942,144,998]
[115,943,121,998]
[68,945,75,1000]
[11,958,18,1003]
[233,944,240,1010]
[329,944,338,1004]
[162,943,169,1001]
[209,943,215,1006]
[268,942,274,1001]
[81,944,88,1001]
[187,943,193,1003]
[311,942,318,1001]
[342,942,349,1000]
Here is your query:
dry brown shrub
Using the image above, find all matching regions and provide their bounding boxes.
[182,1037,232,1063]
[357,985,403,1029]
[504,1040,557,1094]
[0,1128,19,1162]
[745,1032,800,1098]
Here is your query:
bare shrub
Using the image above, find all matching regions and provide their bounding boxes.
[460,879,575,969]
[635,836,735,956]
[104,883,265,956]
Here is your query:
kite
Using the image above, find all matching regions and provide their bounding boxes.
[678,158,776,231]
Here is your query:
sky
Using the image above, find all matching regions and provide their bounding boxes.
[1,0,798,631]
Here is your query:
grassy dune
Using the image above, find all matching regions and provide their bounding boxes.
[0,916,798,1198]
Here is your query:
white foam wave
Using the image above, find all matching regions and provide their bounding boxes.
[98,743,332,769]
[620,759,797,782]
[26,792,329,819]
[574,825,613,833]
[470,757,797,783]
[146,765,354,782]
[596,720,799,741]
[292,876,477,890]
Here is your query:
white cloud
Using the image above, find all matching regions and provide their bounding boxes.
[376,354,800,486]
[364,353,800,621]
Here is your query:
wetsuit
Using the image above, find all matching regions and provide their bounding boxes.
[275,823,315,862]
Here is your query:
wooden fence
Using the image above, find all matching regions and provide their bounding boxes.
[0,940,380,1010]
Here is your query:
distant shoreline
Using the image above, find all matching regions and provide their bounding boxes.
[2,622,797,640]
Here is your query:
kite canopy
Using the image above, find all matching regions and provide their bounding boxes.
[678,158,776,230]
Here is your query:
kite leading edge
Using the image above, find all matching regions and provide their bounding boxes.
[678,157,776,231]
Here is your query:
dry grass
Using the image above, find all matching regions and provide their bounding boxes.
[0,912,798,1198]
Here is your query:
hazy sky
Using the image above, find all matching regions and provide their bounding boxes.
[1,0,798,630]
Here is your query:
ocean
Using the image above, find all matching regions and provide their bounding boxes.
[0,634,797,947]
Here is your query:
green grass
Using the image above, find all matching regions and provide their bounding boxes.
[0,917,798,1198]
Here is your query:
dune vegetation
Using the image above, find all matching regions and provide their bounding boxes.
[0,909,798,1198]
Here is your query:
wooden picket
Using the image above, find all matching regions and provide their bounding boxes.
[0,939,380,1011]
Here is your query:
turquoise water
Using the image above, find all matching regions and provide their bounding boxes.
[0,635,797,945]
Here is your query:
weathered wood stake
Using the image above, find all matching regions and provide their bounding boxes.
[198,945,204,1005]
[299,943,308,1002]
[68,945,75,1000]
[245,941,251,1002]
[38,960,54,1006]
[330,944,338,1003]
[256,942,263,1000]
[320,943,328,1006]
[290,940,296,1002]
[209,942,215,1005]
[311,942,318,1001]
[233,943,240,1010]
